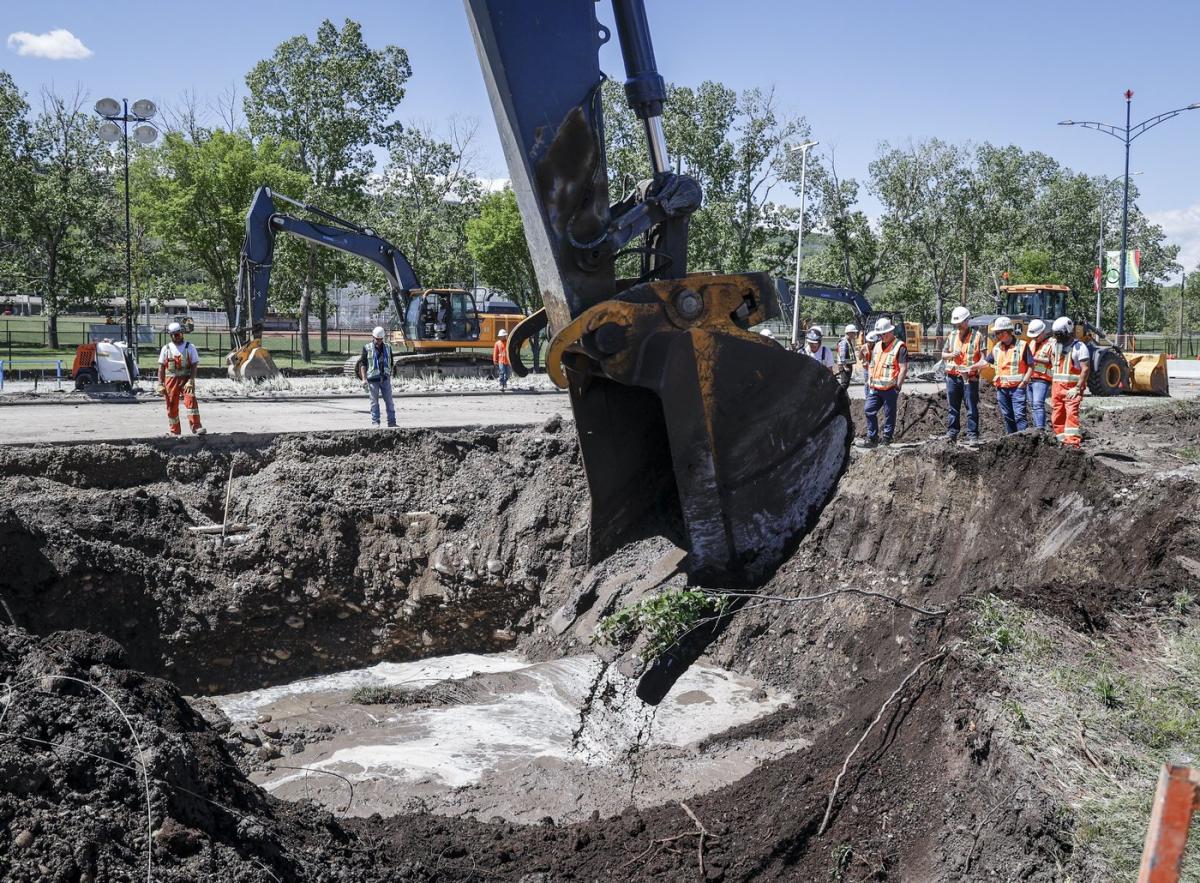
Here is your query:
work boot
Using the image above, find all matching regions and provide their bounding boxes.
[963,435,981,447]
[193,427,207,436]
[858,437,879,449]
[881,436,893,446]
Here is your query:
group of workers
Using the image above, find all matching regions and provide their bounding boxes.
[774,308,1092,448]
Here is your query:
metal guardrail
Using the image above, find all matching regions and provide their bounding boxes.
[0,358,63,391]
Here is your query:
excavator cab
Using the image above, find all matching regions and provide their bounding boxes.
[405,290,482,343]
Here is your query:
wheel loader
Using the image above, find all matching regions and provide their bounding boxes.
[972,284,1168,395]
[466,0,852,701]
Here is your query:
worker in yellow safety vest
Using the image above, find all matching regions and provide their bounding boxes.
[985,316,1033,434]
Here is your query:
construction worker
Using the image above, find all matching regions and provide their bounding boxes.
[862,317,907,447]
[493,328,511,390]
[803,326,836,372]
[860,330,879,386]
[359,326,397,427]
[1026,319,1054,430]
[834,323,858,390]
[156,321,205,437]
[1050,317,1091,447]
[941,306,987,445]
[986,316,1033,434]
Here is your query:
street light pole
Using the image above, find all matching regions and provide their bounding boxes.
[1059,92,1199,342]
[95,97,159,363]
[789,140,818,348]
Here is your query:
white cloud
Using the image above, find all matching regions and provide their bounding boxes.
[6,28,92,60]
[1149,203,1200,275]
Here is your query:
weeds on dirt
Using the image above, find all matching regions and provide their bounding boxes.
[351,685,408,705]
[1178,446,1200,462]
[974,596,1200,880]
[596,589,730,660]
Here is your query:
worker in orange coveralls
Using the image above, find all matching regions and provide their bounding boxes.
[157,321,205,436]
[493,327,511,391]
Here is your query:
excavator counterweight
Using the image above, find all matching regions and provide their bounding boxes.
[466,0,852,698]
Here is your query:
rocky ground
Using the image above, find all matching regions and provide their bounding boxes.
[1,394,1199,880]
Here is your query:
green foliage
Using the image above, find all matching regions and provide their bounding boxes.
[973,594,1026,655]
[465,188,537,312]
[350,685,406,705]
[596,589,730,660]
[131,130,308,327]
[372,121,482,289]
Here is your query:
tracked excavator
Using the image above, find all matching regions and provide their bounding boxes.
[226,187,523,381]
[466,1,852,700]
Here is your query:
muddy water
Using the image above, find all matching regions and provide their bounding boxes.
[214,653,805,824]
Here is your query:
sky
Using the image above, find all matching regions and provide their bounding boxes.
[5,0,1200,273]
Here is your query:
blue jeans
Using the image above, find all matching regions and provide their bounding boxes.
[1028,380,1050,430]
[497,363,511,389]
[368,375,396,426]
[996,386,1028,434]
[865,387,898,440]
[945,374,980,439]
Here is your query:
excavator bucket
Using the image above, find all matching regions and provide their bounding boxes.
[1127,352,1170,396]
[226,341,280,382]
[547,273,851,586]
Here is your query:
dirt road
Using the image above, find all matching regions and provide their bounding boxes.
[0,391,572,444]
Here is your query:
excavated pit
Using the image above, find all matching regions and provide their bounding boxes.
[2,395,1200,881]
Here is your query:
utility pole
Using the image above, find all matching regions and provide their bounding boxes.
[788,140,818,348]
[961,253,968,306]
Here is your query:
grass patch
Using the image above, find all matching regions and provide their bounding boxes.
[349,685,409,705]
[596,589,730,660]
[1179,446,1200,463]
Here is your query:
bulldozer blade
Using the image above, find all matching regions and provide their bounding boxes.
[572,326,852,587]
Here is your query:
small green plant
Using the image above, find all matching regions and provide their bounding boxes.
[1092,674,1122,709]
[829,843,854,881]
[1173,590,1195,615]
[350,685,408,705]
[974,594,1024,655]
[596,589,730,660]
[1003,699,1030,731]
[1177,446,1200,462]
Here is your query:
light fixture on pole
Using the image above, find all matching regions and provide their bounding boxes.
[788,140,819,348]
[95,97,159,362]
[1059,92,1199,342]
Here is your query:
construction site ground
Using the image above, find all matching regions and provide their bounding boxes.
[2,385,1200,881]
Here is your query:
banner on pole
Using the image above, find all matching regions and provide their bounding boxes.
[1105,250,1140,289]
[1093,266,1102,294]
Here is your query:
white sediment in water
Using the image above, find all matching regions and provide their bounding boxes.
[215,653,795,813]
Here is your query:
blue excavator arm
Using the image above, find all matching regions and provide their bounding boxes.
[233,187,420,348]
[465,0,852,702]
[777,279,873,323]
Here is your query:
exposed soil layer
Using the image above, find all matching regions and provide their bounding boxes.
[1,396,1199,880]
[0,420,588,694]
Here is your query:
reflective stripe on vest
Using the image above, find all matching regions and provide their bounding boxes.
[945,330,982,376]
[993,340,1027,388]
[164,343,195,378]
[836,338,856,366]
[869,339,904,390]
[1031,338,1054,383]
[364,343,393,381]
[1052,342,1083,383]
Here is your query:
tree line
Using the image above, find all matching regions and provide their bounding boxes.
[0,18,1190,357]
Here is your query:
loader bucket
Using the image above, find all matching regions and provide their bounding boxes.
[226,342,280,382]
[548,272,852,588]
[1127,352,1170,396]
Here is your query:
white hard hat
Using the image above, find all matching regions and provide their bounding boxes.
[950,306,971,325]
[845,323,858,335]
[759,328,775,339]
[372,326,386,339]
[992,316,1015,333]
[167,321,183,334]
[1027,319,1046,337]
[1052,316,1074,334]
[498,328,508,338]
[866,331,880,342]
[873,317,895,335]
[806,327,823,342]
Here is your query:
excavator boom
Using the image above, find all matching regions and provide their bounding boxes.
[466,0,852,699]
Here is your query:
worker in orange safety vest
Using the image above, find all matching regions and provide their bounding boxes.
[941,305,987,445]
[861,317,908,447]
[985,316,1033,434]
[493,328,511,391]
[157,322,204,437]
[1049,316,1091,447]
[1026,319,1055,431]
